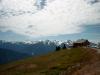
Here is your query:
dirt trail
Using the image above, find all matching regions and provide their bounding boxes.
[72,48,100,75]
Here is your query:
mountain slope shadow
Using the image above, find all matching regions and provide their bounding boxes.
[0,48,31,64]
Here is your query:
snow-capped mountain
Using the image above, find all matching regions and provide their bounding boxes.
[0,40,57,64]
[0,39,99,58]
[0,39,99,64]
[0,40,72,56]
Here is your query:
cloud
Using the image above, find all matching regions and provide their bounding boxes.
[0,0,100,37]
[0,0,36,11]
[84,0,100,4]
[0,0,38,17]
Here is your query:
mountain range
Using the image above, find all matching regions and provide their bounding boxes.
[0,39,99,64]
[0,40,73,64]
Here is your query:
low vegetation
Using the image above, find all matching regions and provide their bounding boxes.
[0,48,100,75]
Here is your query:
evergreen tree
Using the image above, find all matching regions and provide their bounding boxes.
[62,44,66,49]
[56,46,61,51]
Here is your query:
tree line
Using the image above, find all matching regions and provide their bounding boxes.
[56,44,67,51]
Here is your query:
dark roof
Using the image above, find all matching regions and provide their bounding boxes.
[75,39,88,43]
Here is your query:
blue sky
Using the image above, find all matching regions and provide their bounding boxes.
[28,24,100,42]
[0,24,100,42]
[0,0,100,42]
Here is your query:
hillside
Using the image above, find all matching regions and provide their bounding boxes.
[0,48,100,75]
[0,40,58,56]
[0,48,30,64]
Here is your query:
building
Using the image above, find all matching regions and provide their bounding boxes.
[73,39,90,48]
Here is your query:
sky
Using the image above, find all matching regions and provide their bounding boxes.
[0,0,100,42]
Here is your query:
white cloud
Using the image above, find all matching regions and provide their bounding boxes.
[0,0,36,11]
[0,0,100,37]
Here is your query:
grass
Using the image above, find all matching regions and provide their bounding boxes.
[0,48,97,75]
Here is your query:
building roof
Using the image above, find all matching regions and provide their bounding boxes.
[75,39,88,43]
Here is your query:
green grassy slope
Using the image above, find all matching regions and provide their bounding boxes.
[0,48,99,75]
